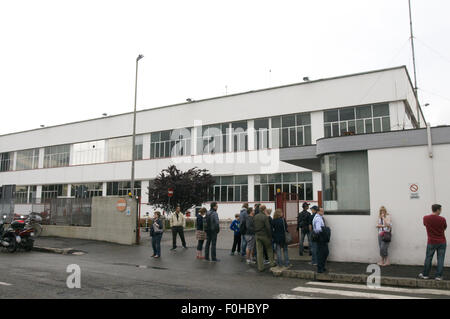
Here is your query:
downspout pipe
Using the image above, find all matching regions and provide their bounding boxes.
[426,123,437,203]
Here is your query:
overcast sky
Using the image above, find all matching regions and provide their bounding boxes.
[1,0,449,135]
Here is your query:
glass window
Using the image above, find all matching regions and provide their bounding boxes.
[321,151,370,212]
[41,184,68,202]
[356,105,372,119]
[373,103,389,117]
[296,113,311,126]
[151,128,192,158]
[106,181,141,197]
[71,183,103,198]
[324,124,332,138]
[373,118,382,133]
[72,140,105,165]
[356,119,365,134]
[324,110,338,122]
[207,175,248,202]
[339,107,355,121]
[16,149,39,170]
[43,145,70,168]
[382,117,391,131]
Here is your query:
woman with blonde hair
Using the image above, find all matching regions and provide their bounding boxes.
[376,206,392,266]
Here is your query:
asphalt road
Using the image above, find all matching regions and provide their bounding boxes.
[0,230,449,299]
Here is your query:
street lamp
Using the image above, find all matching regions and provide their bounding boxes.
[131,54,143,244]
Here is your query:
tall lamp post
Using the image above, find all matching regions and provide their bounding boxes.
[131,54,144,244]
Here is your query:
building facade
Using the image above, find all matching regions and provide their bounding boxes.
[0,66,424,220]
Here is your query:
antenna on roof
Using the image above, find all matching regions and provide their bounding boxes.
[303,77,310,82]
[408,0,420,126]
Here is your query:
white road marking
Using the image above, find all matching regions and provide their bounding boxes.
[292,286,425,299]
[0,282,12,286]
[274,294,323,299]
[307,281,450,297]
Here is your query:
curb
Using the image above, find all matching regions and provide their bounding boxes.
[33,246,85,255]
[271,268,450,290]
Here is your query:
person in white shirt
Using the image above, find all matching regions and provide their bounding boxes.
[312,208,329,273]
[170,205,187,250]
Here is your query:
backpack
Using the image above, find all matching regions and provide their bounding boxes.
[204,211,212,233]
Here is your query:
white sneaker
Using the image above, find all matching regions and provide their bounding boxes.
[418,273,429,280]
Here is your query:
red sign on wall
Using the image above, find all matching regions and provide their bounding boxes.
[168,188,174,197]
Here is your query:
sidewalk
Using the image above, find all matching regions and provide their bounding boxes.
[271,247,450,290]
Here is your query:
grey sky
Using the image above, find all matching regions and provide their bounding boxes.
[1,0,449,135]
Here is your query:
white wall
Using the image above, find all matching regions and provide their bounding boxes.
[0,67,418,152]
[325,144,450,266]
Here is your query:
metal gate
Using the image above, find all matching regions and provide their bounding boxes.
[44,198,92,226]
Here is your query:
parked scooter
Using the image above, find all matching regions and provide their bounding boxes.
[10,218,35,251]
[0,215,18,253]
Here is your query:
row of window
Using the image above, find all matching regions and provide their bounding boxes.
[0,105,394,172]
[12,173,313,203]
[324,103,391,138]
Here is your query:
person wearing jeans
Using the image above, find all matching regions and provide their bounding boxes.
[308,206,319,265]
[150,211,163,258]
[205,202,220,262]
[419,204,447,280]
[239,203,249,257]
[272,208,290,268]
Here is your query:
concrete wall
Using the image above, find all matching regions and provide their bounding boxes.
[42,197,138,245]
[325,144,449,266]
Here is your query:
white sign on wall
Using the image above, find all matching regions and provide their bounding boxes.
[409,183,420,199]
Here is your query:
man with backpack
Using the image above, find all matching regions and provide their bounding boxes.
[312,207,330,273]
[205,202,220,262]
[239,203,249,257]
[298,202,312,256]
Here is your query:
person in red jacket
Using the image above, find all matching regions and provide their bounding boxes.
[419,204,447,281]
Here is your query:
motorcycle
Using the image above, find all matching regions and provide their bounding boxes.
[0,215,18,253]
[11,218,35,252]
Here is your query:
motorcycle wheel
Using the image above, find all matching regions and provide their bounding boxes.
[5,237,17,253]
[24,238,34,252]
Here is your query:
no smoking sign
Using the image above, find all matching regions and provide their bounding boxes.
[409,183,419,199]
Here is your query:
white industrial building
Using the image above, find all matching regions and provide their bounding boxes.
[0,66,425,224]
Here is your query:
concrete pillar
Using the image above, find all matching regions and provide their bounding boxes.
[247,120,255,151]
[36,185,42,204]
[310,111,324,144]
[312,171,322,202]
[193,120,202,155]
[67,184,72,197]
[140,180,149,203]
[142,134,151,159]
[38,148,45,169]
[102,182,107,196]
[247,175,255,203]
[12,152,17,171]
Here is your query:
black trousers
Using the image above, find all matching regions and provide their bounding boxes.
[317,242,329,273]
[232,233,241,253]
[205,232,218,260]
[172,226,186,248]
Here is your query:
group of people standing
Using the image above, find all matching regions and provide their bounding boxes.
[236,203,289,271]
[297,202,330,273]
[149,201,446,280]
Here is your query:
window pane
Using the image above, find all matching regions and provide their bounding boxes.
[282,115,295,127]
[296,113,311,125]
[228,186,234,202]
[305,183,313,200]
[339,107,355,121]
[324,110,338,122]
[261,185,269,201]
[220,186,227,202]
[254,118,269,130]
[281,128,289,148]
[268,173,282,183]
[241,185,248,201]
[332,123,339,137]
[373,118,382,133]
[304,126,311,145]
[282,173,297,182]
[365,119,373,133]
[382,117,391,131]
[298,171,313,182]
[289,127,296,146]
[324,124,332,138]
[221,176,233,185]
[271,116,281,128]
[234,186,241,201]
[297,183,305,200]
[356,105,372,119]
[234,175,248,184]
[348,120,356,134]
[356,119,365,134]
[373,103,389,117]
[254,185,260,202]
[340,122,348,135]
